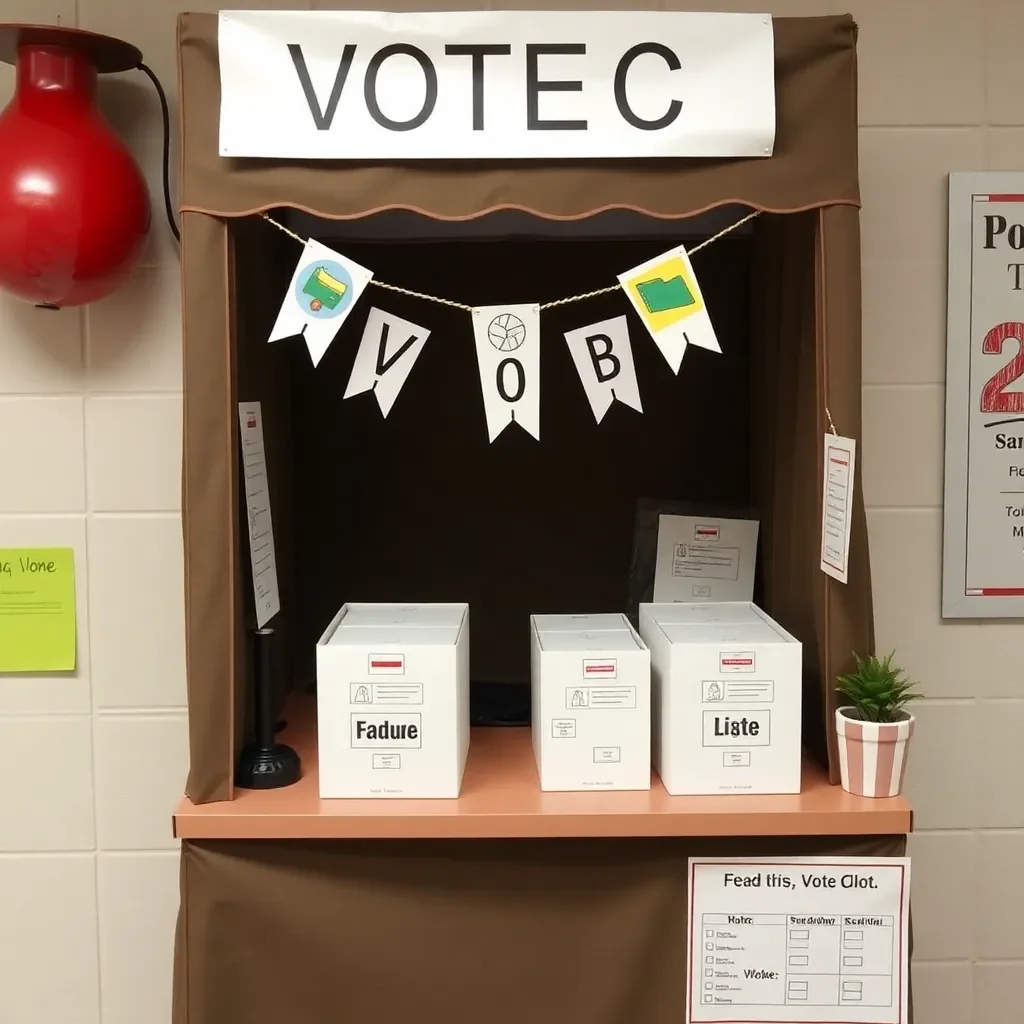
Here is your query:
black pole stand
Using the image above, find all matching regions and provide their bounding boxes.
[235,627,301,789]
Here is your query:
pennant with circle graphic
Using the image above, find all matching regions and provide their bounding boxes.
[268,238,373,367]
[344,307,431,417]
[564,315,643,423]
[617,243,721,373]
[471,303,541,442]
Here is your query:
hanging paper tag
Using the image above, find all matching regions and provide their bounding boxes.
[820,433,857,584]
[471,303,541,442]
[237,402,281,627]
[618,243,721,373]
[268,238,373,367]
[563,315,642,423]
[343,307,431,417]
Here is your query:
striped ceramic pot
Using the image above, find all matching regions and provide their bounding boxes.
[835,708,914,798]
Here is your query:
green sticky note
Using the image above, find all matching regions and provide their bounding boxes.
[0,548,76,673]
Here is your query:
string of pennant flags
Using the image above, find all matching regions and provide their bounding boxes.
[262,209,761,442]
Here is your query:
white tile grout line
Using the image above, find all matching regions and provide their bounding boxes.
[0,846,184,858]
[78,273,107,1024]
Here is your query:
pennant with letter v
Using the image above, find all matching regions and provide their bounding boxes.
[564,315,642,423]
[344,307,431,417]
[268,238,373,367]
[618,243,721,373]
[471,303,540,442]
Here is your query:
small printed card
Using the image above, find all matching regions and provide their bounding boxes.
[820,434,857,584]
[653,514,759,603]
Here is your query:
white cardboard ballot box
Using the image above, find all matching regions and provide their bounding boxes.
[530,614,651,792]
[638,602,802,796]
[316,602,469,799]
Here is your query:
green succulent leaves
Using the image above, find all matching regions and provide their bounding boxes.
[836,651,921,724]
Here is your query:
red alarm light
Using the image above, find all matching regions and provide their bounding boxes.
[0,25,151,308]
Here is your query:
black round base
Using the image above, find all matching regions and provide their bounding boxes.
[235,743,302,790]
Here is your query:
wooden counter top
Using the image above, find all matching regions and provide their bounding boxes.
[173,695,912,841]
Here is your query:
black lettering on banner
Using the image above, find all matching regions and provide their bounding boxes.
[496,358,526,402]
[374,322,419,375]
[365,44,438,131]
[526,43,587,131]
[614,42,682,130]
[288,43,357,130]
[585,333,621,383]
[445,44,513,130]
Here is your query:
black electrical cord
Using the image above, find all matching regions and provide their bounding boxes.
[136,62,180,244]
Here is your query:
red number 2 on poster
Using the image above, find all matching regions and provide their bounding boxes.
[980,321,1024,412]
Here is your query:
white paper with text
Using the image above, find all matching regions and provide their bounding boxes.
[238,403,281,627]
[820,435,857,584]
[687,856,911,1024]
[654,514,759,602]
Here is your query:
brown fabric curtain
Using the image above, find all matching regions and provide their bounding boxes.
[176,12,860,221]
[749,212,828,768]
[748,209,872,783]
[817,203,874,781]
[180,212,236,803]
[172,834,910,1024]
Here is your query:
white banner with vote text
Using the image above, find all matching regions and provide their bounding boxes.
[218,10,776,161]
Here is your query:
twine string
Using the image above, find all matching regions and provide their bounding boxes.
[261,208,761,312]
[825,406,838,437]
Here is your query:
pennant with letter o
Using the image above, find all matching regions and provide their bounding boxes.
[471,303,541,442]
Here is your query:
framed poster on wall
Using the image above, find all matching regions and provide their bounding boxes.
[943,172,1024,618]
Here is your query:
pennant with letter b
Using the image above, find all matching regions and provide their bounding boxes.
[618,243,721,373]
[344,307,431,417]
[268,238,373,367]
[564,315,642,423]
[471,303,541,442]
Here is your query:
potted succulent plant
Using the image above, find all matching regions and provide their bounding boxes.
[835,651,921,798]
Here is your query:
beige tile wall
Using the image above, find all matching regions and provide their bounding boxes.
[0,1,1015,1021]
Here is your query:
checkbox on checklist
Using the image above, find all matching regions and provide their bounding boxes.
[705,956,714,964]
[706,930,714,938]
[706,942,714,950]
[705,969,713,977]
[705,982,713,990]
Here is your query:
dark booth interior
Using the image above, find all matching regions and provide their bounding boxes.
[230,209,815,740]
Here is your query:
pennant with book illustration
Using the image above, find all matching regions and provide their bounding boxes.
[617,243,721,373]
[344,307,431,417]
[471,303,541,442]
[564,315,642,423]
[268,238,373,367]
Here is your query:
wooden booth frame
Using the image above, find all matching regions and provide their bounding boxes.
[176,11,872,806]
[170,13,917,1024]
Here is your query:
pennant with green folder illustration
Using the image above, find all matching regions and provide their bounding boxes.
[617,243,721,373]
[268,238,373,367]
